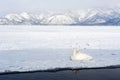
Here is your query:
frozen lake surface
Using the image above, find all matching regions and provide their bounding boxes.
[0,49,120,73]
[0,26,120,73]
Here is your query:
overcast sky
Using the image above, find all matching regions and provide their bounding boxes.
[0,0,120,15]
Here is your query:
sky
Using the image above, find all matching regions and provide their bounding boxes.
[0,0,120,15]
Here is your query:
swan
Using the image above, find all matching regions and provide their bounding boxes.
[71,48,93,62]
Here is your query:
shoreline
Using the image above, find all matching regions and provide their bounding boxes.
[0,65,120,75]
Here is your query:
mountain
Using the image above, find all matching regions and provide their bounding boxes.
[1,8,120,25]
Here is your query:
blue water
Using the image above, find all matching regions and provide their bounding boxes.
[0,68,120,80]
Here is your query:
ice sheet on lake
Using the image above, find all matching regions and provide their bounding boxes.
[0,26,120,50]
[0,49,120,73]
[0,26,120,73]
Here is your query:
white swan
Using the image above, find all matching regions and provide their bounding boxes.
[71,48,93,62]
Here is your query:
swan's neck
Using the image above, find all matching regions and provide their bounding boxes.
[73,48,80,55]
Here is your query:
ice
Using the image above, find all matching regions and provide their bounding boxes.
[0,25,120,73]
[0,49,120,73]
[0,26,120,50]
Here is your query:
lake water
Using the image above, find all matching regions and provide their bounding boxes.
[0,68,120,80]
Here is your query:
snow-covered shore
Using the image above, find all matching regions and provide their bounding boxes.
[0,26,120,73]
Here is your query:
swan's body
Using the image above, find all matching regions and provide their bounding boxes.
[71,48,93,62]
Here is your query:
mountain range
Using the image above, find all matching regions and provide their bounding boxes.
[1,8,120,25]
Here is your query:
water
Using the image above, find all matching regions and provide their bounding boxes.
[0,68,120,80]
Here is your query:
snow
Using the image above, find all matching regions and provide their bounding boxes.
[0,25,120,73]
[20,12,30,20]
[47,15,75,24]
[5,14,22,22]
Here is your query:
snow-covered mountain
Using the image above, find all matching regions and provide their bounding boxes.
[1,8,120,25]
